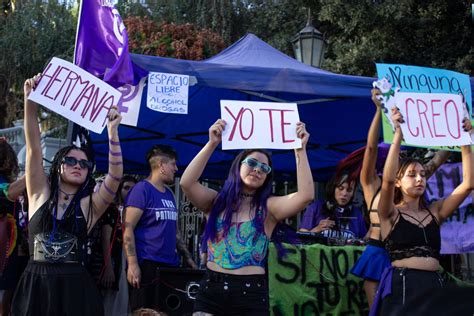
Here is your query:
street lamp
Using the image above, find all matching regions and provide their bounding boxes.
[292,8,326,68]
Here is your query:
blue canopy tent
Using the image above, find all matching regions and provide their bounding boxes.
[90,34,377,181]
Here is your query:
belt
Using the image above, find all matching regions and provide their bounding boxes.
[33,233,79,263]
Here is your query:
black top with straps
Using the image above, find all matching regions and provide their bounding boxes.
[385,209,441,261]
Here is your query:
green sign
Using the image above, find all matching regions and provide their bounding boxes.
[268,243,369,316]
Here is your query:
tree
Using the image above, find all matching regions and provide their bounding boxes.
[125,16,225,60]
[0,2,76,128]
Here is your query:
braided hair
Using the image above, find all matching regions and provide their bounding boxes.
[40,146,96,236]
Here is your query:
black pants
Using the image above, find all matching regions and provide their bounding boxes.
[128,260,175,312]
[193,269,269,316]
[380,268,444,316]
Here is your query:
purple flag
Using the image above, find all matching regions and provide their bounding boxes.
[74,0,145,88]
[74,0,147,126]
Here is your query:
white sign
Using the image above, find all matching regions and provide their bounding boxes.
[29,57,122,134]
[147,72,189,114]
[220,100,301,150]
[117,77,145,126]
[396,92,472,146]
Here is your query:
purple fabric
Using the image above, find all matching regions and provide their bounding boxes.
[369,266,394,316]
[125,180,179,266]
[74,0,146,88]
[299,199,367,238]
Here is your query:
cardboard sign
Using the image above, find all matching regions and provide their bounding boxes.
[375,63,473,150]
[29,57,122,134]
[147,72,189,114]
[396,92,472,146]
[220,100,301,150]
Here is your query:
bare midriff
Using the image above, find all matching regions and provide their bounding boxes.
[391,257,439,271]
[207,261,265,275]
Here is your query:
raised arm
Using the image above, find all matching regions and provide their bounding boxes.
[360,89,383,203]
[90,108,123,223]
[378,108,404,222]
[23,75,49,214]
[435,119,474,222]
[6,175,26,201]
[180,120,224,213]
[267,122,314,221]
[424,150,450,179]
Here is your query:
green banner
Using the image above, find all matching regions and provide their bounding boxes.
[268,243,369,316]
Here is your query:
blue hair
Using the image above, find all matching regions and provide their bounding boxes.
[203,149,273,244]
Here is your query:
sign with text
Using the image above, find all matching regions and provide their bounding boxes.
[396,92,472,146]
[426,162,474,254]
[375,63,472,150]
[268,243,368,316]
[220,100,301,150]
[147,72,189,114]
[29,57,122,134]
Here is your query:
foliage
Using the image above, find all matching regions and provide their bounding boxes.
[0,2,76,129]
[316,0,474,76]
[125,16,225,60]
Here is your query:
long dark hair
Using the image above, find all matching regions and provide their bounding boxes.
[117,175,138,205]
[203,149,273,244]
[0,138,19,183]
[321,173,355,219]
[394,157,429,210]
[41,145,96,235]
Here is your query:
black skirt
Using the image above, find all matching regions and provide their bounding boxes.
[11,261,104,316]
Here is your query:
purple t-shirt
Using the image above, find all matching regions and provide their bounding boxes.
[299,199,367,239]
[125,180,179,266]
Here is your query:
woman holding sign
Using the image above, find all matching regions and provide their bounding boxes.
[370,107,473,315]
[350,89,450,308]
[11,75,123,316]
[180,119,314,315]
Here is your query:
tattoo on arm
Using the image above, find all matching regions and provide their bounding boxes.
[424,161,437,179]
[124,236,137,257]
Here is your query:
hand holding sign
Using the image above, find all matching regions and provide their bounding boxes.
[209,119,226,146]
[107,106,122,135]
[24,74,42,99]
[296,122,309,148]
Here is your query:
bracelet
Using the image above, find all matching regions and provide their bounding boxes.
[109,161,123,166]
[108,173,121,182]
[102,181,116,197]
[109,140,120,146]
[109,149,122,157]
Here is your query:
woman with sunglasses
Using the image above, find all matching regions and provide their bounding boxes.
[180,119,314,315]
[11,75,123,316]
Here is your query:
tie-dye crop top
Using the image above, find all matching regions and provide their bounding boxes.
[207,215,269,269]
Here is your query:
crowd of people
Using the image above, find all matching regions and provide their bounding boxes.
[0,75,473,316]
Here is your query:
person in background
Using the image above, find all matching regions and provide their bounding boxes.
[124,145,196,313]
[88,175,138,316]
[12,74,123,316]
[180,119,313,315]
[299,171,367,240]
[0,138,26,316]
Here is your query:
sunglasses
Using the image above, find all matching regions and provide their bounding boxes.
[62,156,93,169]
[241,157,272,174]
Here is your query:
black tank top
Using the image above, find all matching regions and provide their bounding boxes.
[385,209,441,261]
[28,200,88,262]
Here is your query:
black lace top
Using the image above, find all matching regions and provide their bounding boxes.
[385,209,440,261]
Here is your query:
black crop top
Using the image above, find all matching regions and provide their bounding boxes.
[385,209,440,261]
